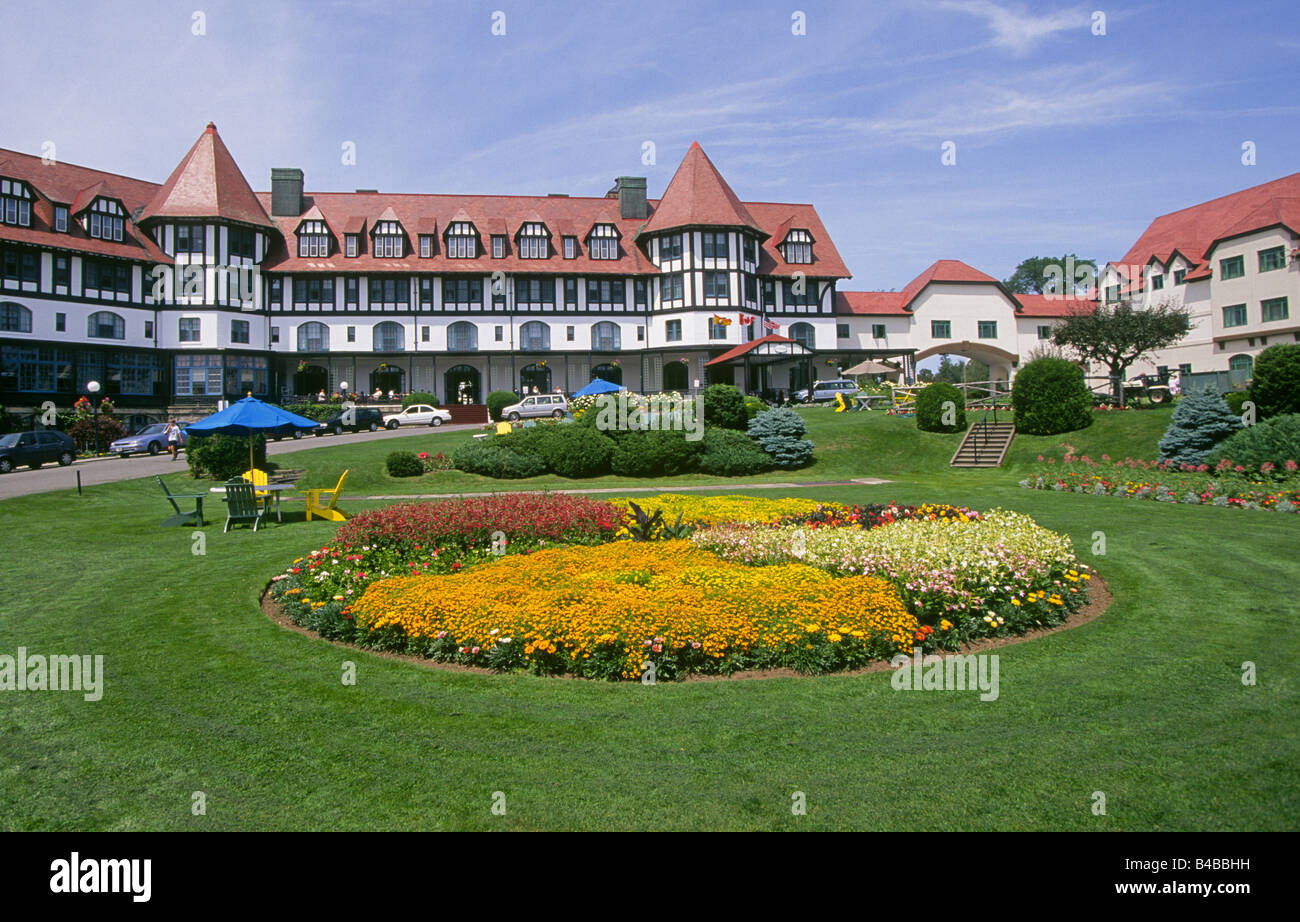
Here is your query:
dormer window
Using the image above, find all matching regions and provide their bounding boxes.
[563,236,576,259]
[492,235,506,259]
[0,179,32,228]
[87,199,125,242]
[446,221,477,259]
[54,206,68,233]
[419,235,434,259]
[373,220,404,258]
[781,229,813,264]
[298,219,330,258]
[518,222,550,259]
[345,235,358,258]
[588,224,619,260]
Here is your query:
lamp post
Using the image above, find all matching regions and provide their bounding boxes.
[86,380,101,455]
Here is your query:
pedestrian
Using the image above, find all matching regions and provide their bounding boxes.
[164,418,181,461]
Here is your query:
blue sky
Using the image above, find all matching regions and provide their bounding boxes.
[3,0,1298,292]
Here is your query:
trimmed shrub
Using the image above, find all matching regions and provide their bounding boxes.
[452,440,547,479]
[386,450,424,478]
[610,429,704,477]
[702,383,748,430]
[538,425,614,478]
[1223,391,1251,416]
[1158,391,1243,464]
[65,416,127,452]
[698,427,774,476]
[486,390,519,422]
[1248,343,1300,418]
[747,407,814,468]
[186,433,267,481]
[1207,413,1300,469]
[283,402,335,422]
[1012,358,1092,435]
[915,382,967,433]
[743,395,767,420]
[402,391,438,408]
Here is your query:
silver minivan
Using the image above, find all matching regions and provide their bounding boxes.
[502,394,569,421]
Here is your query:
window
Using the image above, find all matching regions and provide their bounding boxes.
[55,312,66,333]
[931,320,951,339]
[872,323,886,340]
[86,311,125,340]
[297,322,329,352]
[519,320,550,351]
[1222,304,1248,327]
[419,235,433,259]
[0,180,32,227]
[54,206,68,233]
[978,320,997,339]
[271,327,280,344]
[224,354,268,395]
[591,321,621,351]
[518,223,549,259]
[446,222,477,259]
[708,318,728,340]
[296,220,330,258]
[442,278,483,308]
[368,277,410,307]
[229,227,255,260]
[1219,255,1245,280]
[448,321,477,351]
[2,345,70,392]
[346,326,356,343]
[1229,354,1254,374]
[293,277,336,307]
[178,318,201,342]
[0,302,31,332]
[665,319,682,342]
[494,325,503,342]
[703,271,729,299]
[374,321,405,351]
[1262,297,1289,322]
[563,237,576,259]
[588,225,618,260]
[516,277,555,309]
[346,277,360,308]
[144,320,153,338]
[660,234,682,261]
[230,319,250,344]
[789,322,814,350]
[1037,324,1053,340]
[53,256,69,288]
[373,221,403,258]
[566,325,575,342]
[636,326,645,341]
[1179,363,1192,375]
[1259,246,1286,272]
[82,259,129,296]
[782,280,817,308]
[421,326,429,342]
[634,278,648,309]
[701,233,729,260]
[345,235,358,258]
[743,236,758,264]
[782,229,813,264]
[1150,274,1164,290]
[1173,269,1187,285]
[1105,284,1121,302]
[564,277,578,308]
[744,275,757,303]
[836,322,849,339]
[86,199,124,241]
[491,235,505,259]
[268,277,282,307]
[662,273,684,302]
[586,278,625,308]
[173,354,223,396]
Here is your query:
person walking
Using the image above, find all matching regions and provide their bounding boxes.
[164,419,181,461]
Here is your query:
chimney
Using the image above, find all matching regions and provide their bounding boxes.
[270,168,304,216]
[607,176,647,220]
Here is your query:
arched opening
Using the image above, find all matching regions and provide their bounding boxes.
[789,322,815,351]
[444,364,481,404]
[519,321,551,352]
[447,321,478,351]
[294,363,328,397]
[297,321,329,352]
[662,360,689,392]
[591,363,622,386]
[519,362,552,395]
[591,322,621,352]
[369,363,406,397]
[373,321,405,352]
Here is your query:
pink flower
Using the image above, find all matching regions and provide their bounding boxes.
[470,646,481,655]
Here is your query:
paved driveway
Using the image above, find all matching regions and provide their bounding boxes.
[0,423,482,501]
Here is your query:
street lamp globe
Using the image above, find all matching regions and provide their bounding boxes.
[86,380,101,394]
[339,381,349,392]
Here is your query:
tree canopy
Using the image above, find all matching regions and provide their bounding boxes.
[1052,300,1191,401]
[1005,255,1097,295]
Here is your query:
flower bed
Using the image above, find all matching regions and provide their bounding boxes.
[603,493,846,530]
[770,502,979,529]
[1019,455,1300,512]
[692,510,1091,645]
[340,541,917,680]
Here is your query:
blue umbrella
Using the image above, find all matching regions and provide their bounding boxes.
[572,377,623,397]
[185,396,321,471]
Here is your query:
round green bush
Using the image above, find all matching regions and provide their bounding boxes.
[452,441,547,479]
[746,407,814,468]
[915,381,967,433]
[698,428,774,476]
[702,383,748,430]
[1248,344,1300,419]
[500,424,614,478]
[486,390,519,422]
[1207,413,1300,468]
[1223,391,1251,416]
[402,391,438,408]
[610,429,703,477]
[1011,358,1092,435]
[186,433,267,481]
[1158,391,1243,465]
[743,395,767,420]
[385,450,424,477]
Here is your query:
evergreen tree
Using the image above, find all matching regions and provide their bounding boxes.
[1158,391,1243,464]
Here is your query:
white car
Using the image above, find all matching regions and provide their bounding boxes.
[382,404,452,428]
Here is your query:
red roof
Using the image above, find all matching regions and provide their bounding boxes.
[899,259,1002,306]
[639,141,763,238]
[705,334,798,366]
[1120,172,1300,268]
[140,123,274,229]
[1014,294,1096,317]
[835,290,907,314]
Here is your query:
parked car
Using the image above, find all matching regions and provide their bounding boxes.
[501,394,569,421]
[109,422,191,458]
[0,430,77,473]
[316,407,384,436]
[793,379,859,402]
[382,404,452,428]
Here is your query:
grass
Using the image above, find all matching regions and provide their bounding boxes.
[3,444,1297,829]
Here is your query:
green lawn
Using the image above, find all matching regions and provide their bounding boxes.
[3,438,1297,829]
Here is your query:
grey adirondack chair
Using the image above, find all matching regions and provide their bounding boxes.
[221,478,268,533]
[157,476,206,527]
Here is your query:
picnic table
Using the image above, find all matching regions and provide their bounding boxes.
[850,394,891,411]
[209,482,296,522]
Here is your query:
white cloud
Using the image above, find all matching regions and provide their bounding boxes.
[936,0,1091,55]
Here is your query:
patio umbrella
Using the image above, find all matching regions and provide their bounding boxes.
[572,377,624,397]
[185,396,321,472]
[842,359,900,377]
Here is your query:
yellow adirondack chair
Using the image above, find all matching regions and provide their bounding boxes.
[496,421,513,435]
[302,469,350,522]
[242,467,279,522]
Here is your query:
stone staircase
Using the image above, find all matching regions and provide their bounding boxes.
[950,420,1016,468]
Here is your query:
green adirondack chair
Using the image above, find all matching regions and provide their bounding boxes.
[221,478,268,533]
[157,476,206,527]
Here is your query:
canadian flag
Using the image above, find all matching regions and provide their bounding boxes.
[763,319,780,331]
[739,314,755,325]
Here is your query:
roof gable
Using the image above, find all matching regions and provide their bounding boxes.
[639,142,763,237]
[140,123,274,228]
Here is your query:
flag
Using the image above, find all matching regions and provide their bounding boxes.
[739,314,755,325]
[763,318,780,331]
[711,313,732,326]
